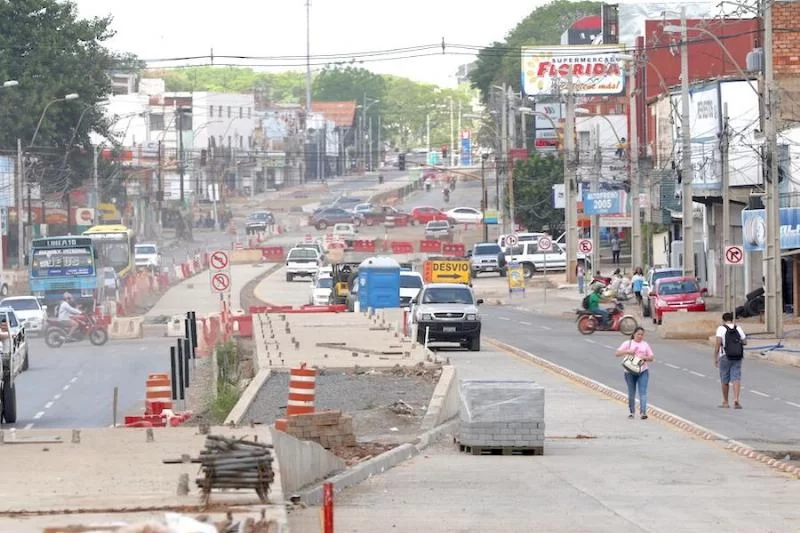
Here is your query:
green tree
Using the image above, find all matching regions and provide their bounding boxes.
[145,67,306,103]
[312,66,387,103]
[469,0,601,102]
[512,152,565,233]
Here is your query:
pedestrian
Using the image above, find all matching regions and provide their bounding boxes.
[714,312,747,409]
[577,264,585,294]
[611,235,621,264]
[615,327,655,419]
[632,267,645,305]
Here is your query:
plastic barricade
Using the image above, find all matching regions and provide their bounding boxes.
[390,241,414,254]
[442,243,466,257]
[231,314,254,338]
[352,239,377,253]
[261,246,286,262]
[419,240,443,254]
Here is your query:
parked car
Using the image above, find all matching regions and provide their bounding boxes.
[0,306,28,370]
[246,211,274,234]
[470,243,504,277]
[309,275,334,305]
[0,296,47,335]
[410,206,451,225]
[500,241,568,277]
[497,232,545,248]
[425,220,453,240]
[134,244,161,270]
[446,207,483,224]
[351,203,374,215]
[285,247,323,282]
[361,205,413,227]
[309,207,362,230]
[400,271,424,307]
[641,267,683,317]
[649,276,708,324]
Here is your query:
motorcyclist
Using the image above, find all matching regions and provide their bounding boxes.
[443,187,450,201]
[58,292,83,340]
[586,285,611,327]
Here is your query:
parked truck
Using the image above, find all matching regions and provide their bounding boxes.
[1,327,27,423]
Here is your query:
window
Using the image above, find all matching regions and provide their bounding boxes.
[239,107,243,118]
[209,105,214,118]
[177,113,192,131]
[1,299,39,312]
[149,113,164,131]
[227,106,231,118]
[248,108,252,119]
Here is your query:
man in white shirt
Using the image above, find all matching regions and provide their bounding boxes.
[714,312,747,409]
[57,292,83,340]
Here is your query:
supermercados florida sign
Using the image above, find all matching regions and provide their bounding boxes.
[522,46,628,96]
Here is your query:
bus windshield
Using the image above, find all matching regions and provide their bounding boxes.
[93,237,132,272]
[31,247,95,277]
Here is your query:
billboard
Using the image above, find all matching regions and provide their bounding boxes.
[582,190,626,215]
[521,45,628,96]
[742,207,800,251]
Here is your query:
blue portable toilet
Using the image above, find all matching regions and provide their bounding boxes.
[358,256,401,310]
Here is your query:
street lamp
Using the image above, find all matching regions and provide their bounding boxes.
[357,98,380,170]
[29,93,80,148]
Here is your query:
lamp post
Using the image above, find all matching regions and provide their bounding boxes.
[480,153,489,242]
[29,93,80,148]
[357,97,379,170]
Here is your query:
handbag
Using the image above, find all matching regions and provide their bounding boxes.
[621,341,645,374]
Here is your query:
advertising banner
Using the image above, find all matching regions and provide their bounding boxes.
[460,130,472,166]
[742,207,800,251]
[507,262,525,293]
[522,45,628,96]
[582,190,626,215]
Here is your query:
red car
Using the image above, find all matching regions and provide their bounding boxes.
[361,205,413,227]
[410,206,450,225]
[649,276,708,324]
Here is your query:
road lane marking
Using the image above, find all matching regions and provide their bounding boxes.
[519,321,532,325]
[53,393,61,400]
[23,423,33,430]
[70,376,78,383]
[539,325,552,330]
[585,339,598,344]
[62,384,70,391]
[750,390,770,398]
[44,401,53,409]
[786,401,800,408]
[33,411,44,420]
[665,363,680,369]
[689,371,706,378]
[602,344,615,350]
[497,317,511,321]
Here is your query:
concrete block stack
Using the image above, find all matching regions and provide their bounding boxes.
[284,410,357,449]
[458,380,545,454]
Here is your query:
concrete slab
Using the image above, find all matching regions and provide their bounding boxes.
[0,426,284,513]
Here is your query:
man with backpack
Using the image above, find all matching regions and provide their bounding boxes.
[714,312,747,409]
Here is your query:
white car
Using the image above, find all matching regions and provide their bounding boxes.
[285,247,323,282]
[333,223,357,241]
[399,271,424,307]
[309,275,334,305]
[446,207,483,224]
[0,306,29,371]
[134,244,161,270]
[0,297,46,335]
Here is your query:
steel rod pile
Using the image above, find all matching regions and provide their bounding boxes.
[196,435,275,504]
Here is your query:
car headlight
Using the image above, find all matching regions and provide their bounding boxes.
[696,297,705,305]
[421,313,432,321]
[466,313,478,321]
[657,299,667,307]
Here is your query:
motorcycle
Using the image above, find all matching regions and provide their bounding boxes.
[449,180,456,191]
[576,302,638,336]
[425,181,432,192]
[44,313,109,348]
[443,189,450,203]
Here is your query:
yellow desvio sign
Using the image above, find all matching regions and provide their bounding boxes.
[423,259,471,284]
[507,263,525,291]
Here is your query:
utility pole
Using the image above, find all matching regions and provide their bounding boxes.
[426,113,431,156]
[721,103,732,314]
[92,145,99,219]
[304,0,312,117]
[362,92,367,170]
[178,109,185,204]
[449,97,455,167]
[763,0,783,336]
[16,138,23,266]
[680,6,695,279]
[564,70,578,284]
[481,154,489,242]
[592,125,601,268]
[368,116,373,171]
[630,65,642,271]
[157,140,163,230]
[500,84,509,233]
[377,116,381,169]
[507,89,516,231]
[457,101,462,166]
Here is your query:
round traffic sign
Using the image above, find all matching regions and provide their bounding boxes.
[505,233,519,247]
[578,239,593,254]
[538,236,553,252]
[724,245,744,265]
[211,272,231,292]
[210,250,230,270]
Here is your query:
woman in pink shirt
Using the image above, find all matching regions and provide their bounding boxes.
[615,327,655,419]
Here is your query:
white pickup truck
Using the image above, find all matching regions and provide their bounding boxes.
[1,314,27,423]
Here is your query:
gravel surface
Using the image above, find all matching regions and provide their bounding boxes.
[242,367,440,444]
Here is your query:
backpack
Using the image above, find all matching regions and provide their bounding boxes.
[723,325,744,360]
[581,295,591,310]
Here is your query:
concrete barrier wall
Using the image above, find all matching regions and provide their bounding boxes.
[270,426,346,496]
[659,312,766,339]
[421,365,459,430]
[230,248,264,264]
[109,316,144,339]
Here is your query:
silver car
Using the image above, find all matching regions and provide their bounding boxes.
[410,283,483,351]
[470,243,504,277]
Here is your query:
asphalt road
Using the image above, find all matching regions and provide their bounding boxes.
[3,336,174,430]
[480,306,800,453]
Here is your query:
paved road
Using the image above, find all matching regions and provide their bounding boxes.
[5,336,174,430]
[480,306,800,452]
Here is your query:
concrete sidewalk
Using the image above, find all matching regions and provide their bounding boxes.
[289,346,800,532]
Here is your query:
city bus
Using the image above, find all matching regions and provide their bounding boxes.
[29,236,99,311]
[82,224,137,284]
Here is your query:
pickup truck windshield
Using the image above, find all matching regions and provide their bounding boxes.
[289,249,318,260]
[136,246,157,255]
[422,287,474,305]
[400,275,423,289]
[474,244,501,255]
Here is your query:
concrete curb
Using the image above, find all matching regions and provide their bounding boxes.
[224,369,272,425]
[299,419,459,506]
[421,365,456,431]
[486,337,800,481]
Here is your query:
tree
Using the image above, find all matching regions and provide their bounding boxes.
[312,66,387,103]
[469,0,601,102]
[146,68,306,103]
[0,0,141,194]
[512,152,565,234]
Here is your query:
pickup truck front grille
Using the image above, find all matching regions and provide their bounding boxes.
[433,312,465,319]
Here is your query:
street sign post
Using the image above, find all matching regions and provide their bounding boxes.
[505,233,519,247]
[725,245,744,318]
[578,238,593,255]
[211,272,232,294]
[210,249,231,295]
[209,250,230,272]
[422,258,471,284]
[538,235,553,303]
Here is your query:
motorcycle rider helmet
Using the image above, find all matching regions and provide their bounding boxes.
[63,292,73,301]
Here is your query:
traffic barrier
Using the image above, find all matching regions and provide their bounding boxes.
[419,240,443,253]
[287,363,317,416]
[109,316,144,339]
[166,315,187,337]
[249,305,293,314]
[181,263,191,278]
[145,373,173,415]
[124,414,166,428]
[442,242,466,257]
[390,241,414,254]
[352,239,377,253]
[260,246,285,262]
[231,314,253,338]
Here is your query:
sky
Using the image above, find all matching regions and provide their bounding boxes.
[74,0,541,87]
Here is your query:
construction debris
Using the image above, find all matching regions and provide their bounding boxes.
[196,435,275,505]
[388,399,415,416]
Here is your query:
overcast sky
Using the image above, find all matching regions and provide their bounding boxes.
[74,0,542,87]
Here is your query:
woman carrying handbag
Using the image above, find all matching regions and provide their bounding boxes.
[615,327,655,419]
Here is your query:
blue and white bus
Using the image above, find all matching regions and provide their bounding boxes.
[29,236,98,311]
